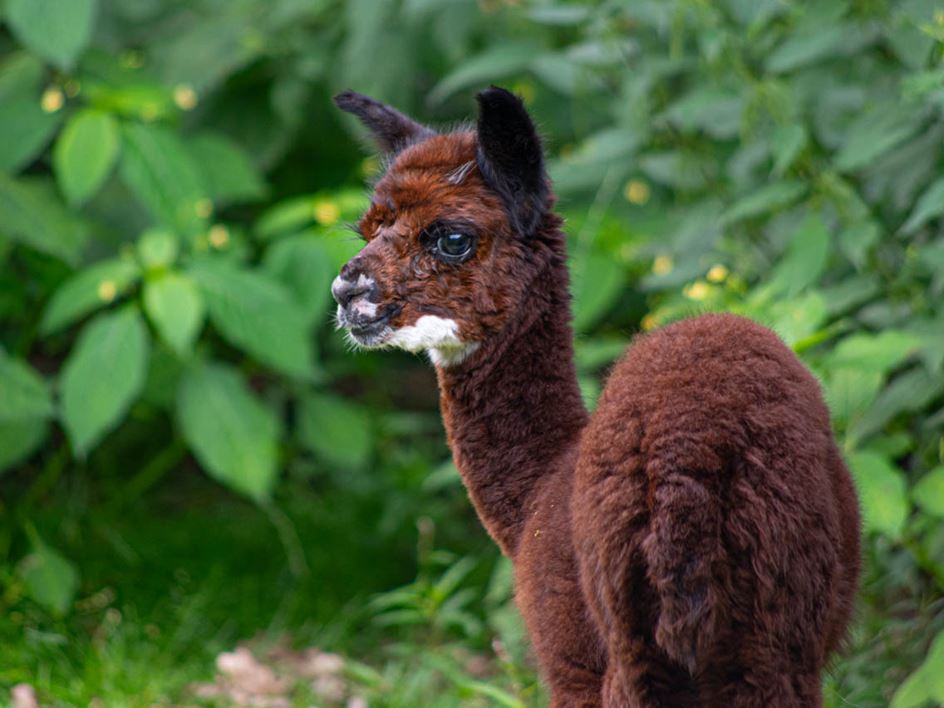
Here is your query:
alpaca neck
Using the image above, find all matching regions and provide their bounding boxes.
[435,231,588,556]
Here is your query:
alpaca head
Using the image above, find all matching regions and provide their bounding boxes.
[331,86,556,367]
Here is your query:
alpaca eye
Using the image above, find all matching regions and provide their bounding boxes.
[438,232,472,259]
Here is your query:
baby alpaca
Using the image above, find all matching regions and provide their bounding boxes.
[331,86,861,707]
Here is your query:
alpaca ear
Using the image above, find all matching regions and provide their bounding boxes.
[475,86,549,238]
[334,90,436,155]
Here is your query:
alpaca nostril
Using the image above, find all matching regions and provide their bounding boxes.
[332,273,376,308]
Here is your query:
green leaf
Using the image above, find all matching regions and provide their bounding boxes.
[0,350,53,423]
[766,22,859,73]
[18,537,79,615]
[298,392,372,470]
[262,235,334,326]
[60,307,149,456]
[849,367,944,443]
[5,0,98,70]
[838,220,880,268]
[0,174,87,263]
[143,272,205,356]
[119,122,209,236]
[0,419,48,475]
[770,212,831,297]
[571,250,625,332]
[190,261,313,378]
[835,103,924,172]
[770,123,807,176]
[848,451,909,537]
[902,177,944,235]
[891,630,944,708]
[826,367,883,425]
[176,362,279,500]
[0,94,62,173]
[189,133,266,205]
[913,466,944,519]
[722,181,806,223]
[53,109,120,206]
[136,228,179,270]
[428,44,538,103]
[40,258,140,335]
[829,331,923,373]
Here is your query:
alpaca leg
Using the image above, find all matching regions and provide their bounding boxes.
[601,642,699,708]
[704,671,823,708]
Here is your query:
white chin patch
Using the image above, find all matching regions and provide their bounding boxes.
[386,315,478,368]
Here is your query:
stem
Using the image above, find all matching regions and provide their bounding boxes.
[260,499,309,579]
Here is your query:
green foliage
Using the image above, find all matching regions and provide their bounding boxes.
[1,0,942,704]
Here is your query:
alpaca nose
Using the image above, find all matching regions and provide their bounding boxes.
[331,270,377,308]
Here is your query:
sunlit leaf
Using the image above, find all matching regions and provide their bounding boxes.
[53,109,121,206]
[770,212,831,297]
[60,307,149,456]
[828,331,923,374]
[901,177,944,234]
[40,258,140,335]
[262,234,334,326]
[722,181,806,223]
[189,132,266,205]
[570,250,625,333]
[912,467,944,519]
[143,271,205,356]
[891,630,944,707]
[18,537,79,615]
[298,392,372,470]
[848,451,909,537]
[190,261,313,378]
[0,350,53,423]
[6,0,98,69]
[177,362,279,501]
[429,44,538,103]
[0,174,87,263]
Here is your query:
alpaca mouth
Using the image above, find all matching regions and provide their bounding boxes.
[338,306,397,347]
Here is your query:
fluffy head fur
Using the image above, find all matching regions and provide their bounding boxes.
[331,88,861,707]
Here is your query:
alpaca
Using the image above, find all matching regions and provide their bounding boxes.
[331,86,861,707]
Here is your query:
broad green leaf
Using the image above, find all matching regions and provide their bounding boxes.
[835,103,924,172]
[902,177,944,234]
[189,133,266,205]
[0,419,48,475]
[849,367,944,443]
[770,123,807,175]
[60,307,149,456]
[143,272,205,356]
[119,122,209,236]
[891,630,944,708]
[428,44,538,103]
[0,351,53,422]
[6,0,98,70]
[722,181,806,223]
[298,392,372,470]
[571,250,625,332]
[912,466,944,518]
[770,212,831,297]
[829,331,923,373]
[0,97,62,174]
[0,174,87,263]
[664,86,742,139]
[53,109,120,206]
[262,235,335,326]
[758,290,827,347]
[848,451,909,537]
[826,367,882,425]
[766,23,859,73]
[40,258,140,335]
[190,261,313,378]
[177,362,279,500]
[136,229,179,270]
[575,336,628,373]
[838,220,880,268]
[18,537,79,614]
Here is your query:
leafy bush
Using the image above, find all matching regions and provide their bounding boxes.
[1,0,943,704]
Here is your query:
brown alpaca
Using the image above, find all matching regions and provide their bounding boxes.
[331,87,861,707]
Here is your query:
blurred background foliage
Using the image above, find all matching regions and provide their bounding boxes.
[1,0,943,705]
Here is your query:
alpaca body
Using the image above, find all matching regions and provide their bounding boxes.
[331,87,861,707]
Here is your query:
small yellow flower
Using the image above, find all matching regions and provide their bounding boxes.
[313,200,341,226]
[683,281,711,301]
[41,87,64,113]
[208,224,230,248]
[623,179,650,205]
[641,314,657,331]
[652,254,673,275]
[173,84,198,111]
[935,9,944,25]
[97,280,117,302]
[195,198,214,219]
[706,264,729,283]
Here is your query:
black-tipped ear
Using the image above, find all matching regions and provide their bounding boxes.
[334,90,435,155]
[475,86,549,238]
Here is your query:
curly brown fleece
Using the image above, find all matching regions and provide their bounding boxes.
[334,87,861,707]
